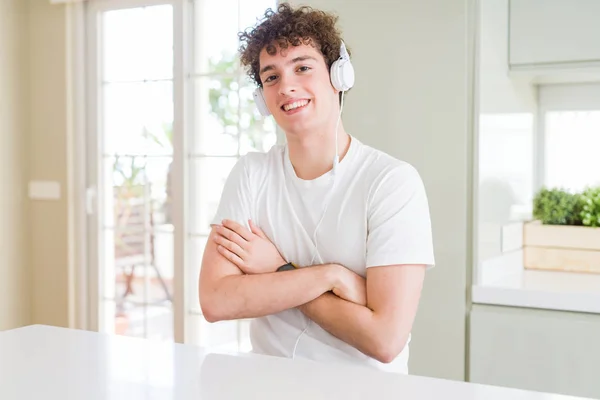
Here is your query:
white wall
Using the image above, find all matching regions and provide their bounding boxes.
[27,0,76,328]
[0,0,31,330]
[289,0,473,380]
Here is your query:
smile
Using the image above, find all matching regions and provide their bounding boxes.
[282,99,310,112]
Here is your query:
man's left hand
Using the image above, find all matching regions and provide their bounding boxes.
[214,219,286,274]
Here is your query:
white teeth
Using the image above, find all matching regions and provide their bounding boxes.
[283,100,309,111]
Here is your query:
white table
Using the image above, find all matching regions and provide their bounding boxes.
[0,325,592,399]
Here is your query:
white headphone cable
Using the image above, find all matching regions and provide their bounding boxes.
[291,321,310,359]
[294,91,346,360]
[332,90,344,174]
[309,90,345,266]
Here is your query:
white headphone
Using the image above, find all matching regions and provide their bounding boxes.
[252,41,355,117]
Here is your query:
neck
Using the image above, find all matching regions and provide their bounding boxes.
[286,125,351,180]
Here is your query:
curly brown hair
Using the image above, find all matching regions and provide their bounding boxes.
[238,2,348,88]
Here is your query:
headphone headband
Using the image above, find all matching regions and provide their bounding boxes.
[339,41,350,60]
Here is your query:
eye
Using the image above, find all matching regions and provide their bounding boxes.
[264,74,277,83]
[298,66,311,72]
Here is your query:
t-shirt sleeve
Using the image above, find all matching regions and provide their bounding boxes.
[209,155,253,230]
[365,164,435,269]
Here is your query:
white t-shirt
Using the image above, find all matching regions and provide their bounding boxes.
[210,135,435,374]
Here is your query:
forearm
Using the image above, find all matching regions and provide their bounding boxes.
[299,293,406,364]
[201,265,335,322]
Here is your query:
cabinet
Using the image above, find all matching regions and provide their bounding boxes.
[469,304,600,399]
[509,0,600,67]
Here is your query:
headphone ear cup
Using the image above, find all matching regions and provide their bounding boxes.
[330,59,355,92]
[330,60,342,92]
[253,87,271,117]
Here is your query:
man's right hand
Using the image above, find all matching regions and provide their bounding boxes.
[213,219,286,275]
[328,264,367,306]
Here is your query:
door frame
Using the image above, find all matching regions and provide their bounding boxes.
[84,0,187,342]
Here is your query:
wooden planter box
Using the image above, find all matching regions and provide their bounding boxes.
[523,221,600,274]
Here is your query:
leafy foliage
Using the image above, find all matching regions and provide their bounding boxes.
[207,54,273,153]
[532,187,583,226]
[580,186,600,227]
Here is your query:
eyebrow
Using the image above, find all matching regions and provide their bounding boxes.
[259,55,318,76]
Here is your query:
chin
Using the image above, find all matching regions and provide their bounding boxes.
[281,122,317,139]
[277,116,318,135]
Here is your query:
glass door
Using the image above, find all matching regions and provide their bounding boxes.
[87,0,178,341]
[87,0,277,350]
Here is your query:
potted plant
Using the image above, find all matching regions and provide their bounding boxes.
[523,186,600,274]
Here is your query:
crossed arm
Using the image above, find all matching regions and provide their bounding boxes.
[199,219,426,363]
[199,220,366,321]
[299,264,425,363]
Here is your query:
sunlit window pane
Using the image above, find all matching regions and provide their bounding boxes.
[104,82,173,156]
[545,110,600,192]
[193,0,239,74]
[192,77,240,156]
[99,4,174,343]
[104,5,173,81]
[189,157,238,236]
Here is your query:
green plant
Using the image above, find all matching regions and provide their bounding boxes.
[207,54,274,153]
[580,186,600,227]
[532,187,583,225]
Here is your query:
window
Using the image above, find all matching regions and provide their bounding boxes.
[86,0,276,351]
[538,83,600,193]
[475,83,600,268]
[544,110,600,192]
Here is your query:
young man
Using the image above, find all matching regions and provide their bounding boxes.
[199,3,435,374]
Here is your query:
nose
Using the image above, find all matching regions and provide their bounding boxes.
[278,72,298,96]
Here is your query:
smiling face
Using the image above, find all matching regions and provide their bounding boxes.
[258,41,340,139]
